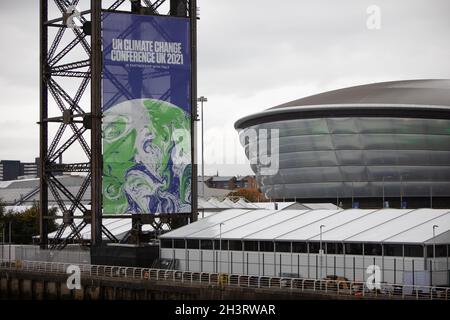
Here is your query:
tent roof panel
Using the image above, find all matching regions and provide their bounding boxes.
[386,210,450,244]
[244,209,341,240]
[346,209,450,243]
[159,209,252,239]
[309,209,412,241]
[277,209,376,241]
[225,210,310,239]
[188,210,278,239]
[159,208,450,244]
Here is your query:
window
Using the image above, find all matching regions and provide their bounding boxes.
[174,239,185,249]
[324,242,344,254]
[384,244,402,256]
[229,240,242,251]
[309,242,321,254]
[427,245,448,258]
[260,241,274,252]
[292,242,308,253]
[426,245,433,258]
[200,240,213,250]
[326,243,344,255]
[214,240,228,250]
[345,243,363,255]
[404,245,423,257]
[187,239,199,249]
[275,242,291,252]
[436,245,447,257]
[244,241,258,251]
[364,243,382,256]
[161,239,172,248]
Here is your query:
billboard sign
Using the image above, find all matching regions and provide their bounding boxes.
[102,12,192,215]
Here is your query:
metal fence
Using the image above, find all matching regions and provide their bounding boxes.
[162,249,450,286]
[0,245,91,265]
[1,259,449,300]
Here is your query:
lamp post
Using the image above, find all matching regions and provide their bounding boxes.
[8,221,11,262]
[336,191,339,209]
[197,96,208,198]
[351,181,354,208]
[1,225,4,261]
[400,175,408,208]
[319,224,325,279]
[219,222,224,274]
[432,225,438,271]
[430,184,433,209]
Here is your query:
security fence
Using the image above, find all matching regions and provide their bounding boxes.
[0,259,449,300]
[0,245,90,265]
[161,248,450,287]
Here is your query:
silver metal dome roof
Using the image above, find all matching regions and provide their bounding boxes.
[272,79,450,109]
[235,79,450,129]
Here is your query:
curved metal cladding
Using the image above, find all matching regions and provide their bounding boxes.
[235,80,450,200]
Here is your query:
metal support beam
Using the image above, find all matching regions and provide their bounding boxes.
[39,0,196,248]
[40,0,49,249]
[91,0,103,246]
[189,0,198,222]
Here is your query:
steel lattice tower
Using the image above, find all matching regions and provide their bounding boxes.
[39,0,198,249]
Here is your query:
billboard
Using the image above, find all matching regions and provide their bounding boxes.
[102,12,192,215]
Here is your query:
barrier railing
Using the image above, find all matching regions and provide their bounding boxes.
[1,259,448,300]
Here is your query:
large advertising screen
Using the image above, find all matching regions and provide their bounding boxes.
[102,12,192,215]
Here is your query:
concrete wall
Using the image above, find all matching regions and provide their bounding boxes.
[0,270,341,300]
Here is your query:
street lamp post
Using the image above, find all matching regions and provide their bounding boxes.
[400,175,403,207]
[400,175,408,208]
[197,96,208,198]
[336,191,339,209]
[430,185,433,209]
[1,225,4,261]
[219,222,224,274]
[319,225,325,279]
[351,181,354,208]
[432,225,438,271]
[8,221,11,262]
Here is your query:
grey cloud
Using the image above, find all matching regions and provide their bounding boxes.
[1,0,450,176]
[198,0,450,97]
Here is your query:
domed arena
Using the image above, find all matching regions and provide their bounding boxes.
[235,80,450,208]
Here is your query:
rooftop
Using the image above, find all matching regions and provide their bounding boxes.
[160,208,450,244]
[271,79,450,110]
[235,79,450,129]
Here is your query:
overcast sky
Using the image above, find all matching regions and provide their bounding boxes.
[0,0,449,176]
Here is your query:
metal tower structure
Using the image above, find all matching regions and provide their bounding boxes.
[39,0,198,249]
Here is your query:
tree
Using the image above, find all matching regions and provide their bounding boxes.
[0,203,58,245]
[168,215,188,230]
[228,188,268,202]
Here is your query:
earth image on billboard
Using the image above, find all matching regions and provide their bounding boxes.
[102,99,192,214]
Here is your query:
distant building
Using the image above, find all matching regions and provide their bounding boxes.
[197,180,230,200]
[235,79,450,208]
[0,174,89,206]
[0,158,40,181]
[201,175,259,191]
[207,176,237,190]
[235,176,258,189]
